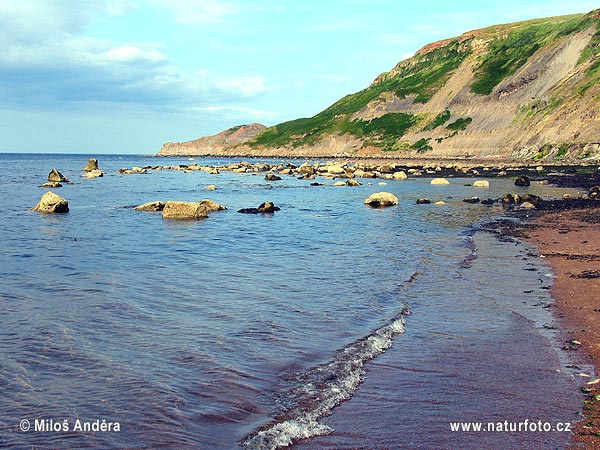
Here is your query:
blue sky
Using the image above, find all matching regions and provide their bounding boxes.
[0,0,598,153]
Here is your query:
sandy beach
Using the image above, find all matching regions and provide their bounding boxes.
[520,208,600,448]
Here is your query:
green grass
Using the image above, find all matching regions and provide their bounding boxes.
[250,39,471,148]
[445,117,472,131]
[411,138,433,153]
[471,14,592,95]
[422,110,451,131]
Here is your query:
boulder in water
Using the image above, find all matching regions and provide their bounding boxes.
[431,178,450,185]
[162,201,208,220]
[32,191,69,213]
[48,169,69,183]
[364,192,398,207]
[135,201,165,212]
[83,158,99,172]
[515,176,530,187]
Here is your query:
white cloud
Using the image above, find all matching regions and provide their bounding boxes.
[0,0,269,111]
[104,46,167,64]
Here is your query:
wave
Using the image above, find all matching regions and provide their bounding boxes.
[242,303,411,449]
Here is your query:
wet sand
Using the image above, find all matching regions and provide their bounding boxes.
[522,208,600,448]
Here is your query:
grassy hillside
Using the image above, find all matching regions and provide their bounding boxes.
[247,10,600,157]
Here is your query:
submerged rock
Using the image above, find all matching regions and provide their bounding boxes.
[41,182,62,188]
[135,201,165,212]
[265,174,282,181]
[346,179,362,187]
[32,191,69,213]
[364,192,398,207]
[515,176,531,187]
[416,198,431,204]
[48,169,70,183]
[162,201,208,220]
[81,169,104,179]
[463,197,481,204]
[205,185,217,191]
[473,180,490,188]
[431,178,450,185]
[238,201,280,214]
[199,200,227,213]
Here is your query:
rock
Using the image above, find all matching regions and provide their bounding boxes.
[515,175,530,187]
[463,197,480,204]
[41,182,62,188]
[326,165,346,175]
[497,171,507,177]
[161,201,208,220]
[354,169,365,178]
[258,201,280,213]
[209,168,220,175]
[298,163,315,175]
[333,181,347,186]
[205,185,217,191]
[416,198,431,204]
[521,193,542,206]
[589,186,600,200]
[502,193,521,205]
[431,178,450,185]
[81,169,104,179]
[48,169,69,183]
[239,201,280,214]
[435,201,446,205]
[364,192,399,207]
[265,174,282,181]
[135,201,165,212]
[346,179,362,187]
[32,191,69,213]
[519,202,536,210]
[310,182,324,186]
[83,158,99,172]
[473,180,490,188]
[481,198,495,205]
[393,171,408,180]
[198,200,227,213]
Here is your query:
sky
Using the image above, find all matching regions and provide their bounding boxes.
[0,0,598,153]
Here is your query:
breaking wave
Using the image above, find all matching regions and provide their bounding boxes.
[242,304,411,449]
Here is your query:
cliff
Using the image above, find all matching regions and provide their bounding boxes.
[160,10,600,162]
[158,123,266,156]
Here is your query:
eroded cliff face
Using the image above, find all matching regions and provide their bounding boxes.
[158,123,266,156]
[159,11,600,162]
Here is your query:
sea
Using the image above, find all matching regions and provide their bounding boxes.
[0,153,590,449]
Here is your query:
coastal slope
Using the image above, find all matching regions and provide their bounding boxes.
[158,123,266,156]
[159,10,600,161]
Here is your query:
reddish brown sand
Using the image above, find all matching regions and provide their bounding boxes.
[523,209,600,448]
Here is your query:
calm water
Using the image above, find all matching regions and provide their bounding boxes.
[0,154,587,449]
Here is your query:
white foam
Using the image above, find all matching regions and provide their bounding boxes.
[243,304,411,449]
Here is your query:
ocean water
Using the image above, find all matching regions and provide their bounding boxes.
[0,153,587,449]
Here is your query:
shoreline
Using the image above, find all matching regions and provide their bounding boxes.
[524,209,600,448]
[494,205,600,447]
